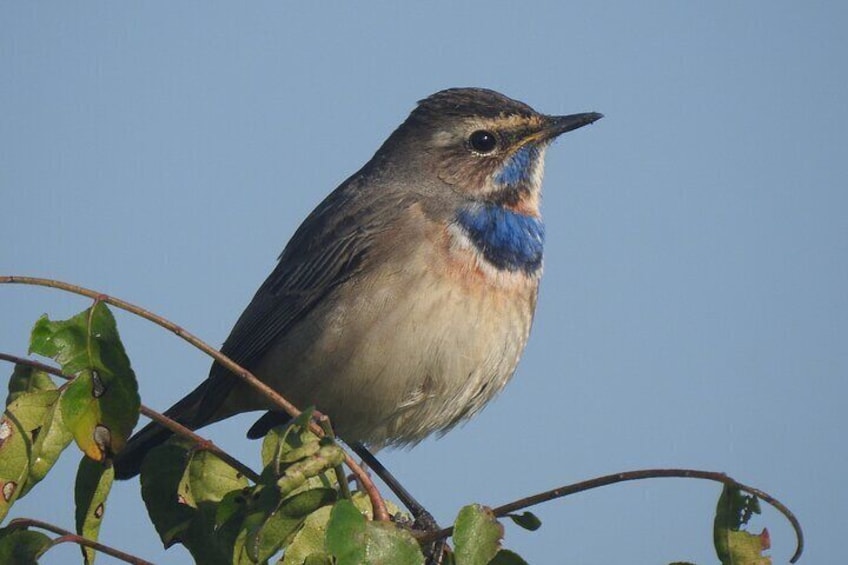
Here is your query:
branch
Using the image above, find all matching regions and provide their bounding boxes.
[419,468,804,563]
[7,518,154,565]
[0,352,260,483]
[0,276,387,521]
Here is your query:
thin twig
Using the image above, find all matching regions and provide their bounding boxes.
[0,276,387,520]
[139,406,260,483]
[0,353,68,382]
[419,468,804,564]
[0,352,260,483]
[7,518,154,565]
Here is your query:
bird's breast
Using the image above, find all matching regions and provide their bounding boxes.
[253,202,540,446]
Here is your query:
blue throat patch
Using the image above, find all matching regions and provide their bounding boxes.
[495,145,539,187]
[456,204,545,273]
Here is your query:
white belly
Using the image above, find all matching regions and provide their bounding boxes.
[253,228,539,447]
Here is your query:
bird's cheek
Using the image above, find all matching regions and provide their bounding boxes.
[436,156,497,197]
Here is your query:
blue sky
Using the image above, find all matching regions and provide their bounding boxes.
[2,3,845,563]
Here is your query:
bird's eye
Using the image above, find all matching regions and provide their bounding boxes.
[468,130,498,154]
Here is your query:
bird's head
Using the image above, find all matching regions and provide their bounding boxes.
[395,88,602,215]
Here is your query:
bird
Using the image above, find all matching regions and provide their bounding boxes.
[113,88,601,479]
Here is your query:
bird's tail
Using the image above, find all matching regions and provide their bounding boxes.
[113,380,211,480]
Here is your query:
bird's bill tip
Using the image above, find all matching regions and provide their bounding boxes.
[543,112,604,138]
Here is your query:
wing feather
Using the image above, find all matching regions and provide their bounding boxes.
[193,173,416,422]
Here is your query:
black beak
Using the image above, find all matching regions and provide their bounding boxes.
[541,112,604,140]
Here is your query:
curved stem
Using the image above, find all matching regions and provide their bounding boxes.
[140,406,260,483]
[1,276,388,521]
[0,352,260,483]
[419,468,803,563]
[8,518,154,565]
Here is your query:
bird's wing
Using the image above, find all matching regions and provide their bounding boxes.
[193,180,411,424]
[220,226,368,370]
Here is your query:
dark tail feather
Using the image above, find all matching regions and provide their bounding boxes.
[246,410,291,439]
[113,381,211,480]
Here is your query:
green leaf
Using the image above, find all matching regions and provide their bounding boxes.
[4,366,70,498]
[182,503,237,565]
[140,441,195,546]
[247,487,337,563]
[258,410,343,531]
[183,447,252,562]
[358,521,423,565]
[7,365,56,406]
[282,487,337,518]
[325,499,368,564]
[0,526,52,564]
[30,314,90,374]
[0,414,29,523]
[180,448,249,508]
[213,488,249,530]
[30,304,140,461]
[75,457,114,565]
[21,396,73,497]
[453,504,503,565]
[489,549,529,565]
[714,485,771,565]
[222,478,337,564]
[225,483,283,564]
[506,511,541,532]
[283,491,374,565]
[282,500,336,565]
[0,389,64,518]
[325,499,423,565]
[241,487,292,563]
[300,553,334,565]
[3,390,58,434]
[283,527,329,564]
[261,408,320,476]
[142,439,254,563]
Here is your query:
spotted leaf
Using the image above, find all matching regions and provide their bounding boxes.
[75,456,114,565]
[29,304,140,461]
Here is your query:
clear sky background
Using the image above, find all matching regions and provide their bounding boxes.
[2,3,845,564]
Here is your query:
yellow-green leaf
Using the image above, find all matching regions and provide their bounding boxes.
[19,394,73,498]
[247,487,336,563]
[325,499,423,565]
[7,365,56,406]
[714,485,771,565]
[325,499,368,564]
[30,304,140,461]
[453,504,503,565]
[4,364,70,498]
[261,408,320,477]
[0,389,63,517]
[283,491,371,565]
[0,415,29,523]
[75,457,114,565]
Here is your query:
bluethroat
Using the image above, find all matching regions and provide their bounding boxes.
[114,88,601,479]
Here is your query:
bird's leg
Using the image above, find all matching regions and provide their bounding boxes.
[349,441,438,529]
